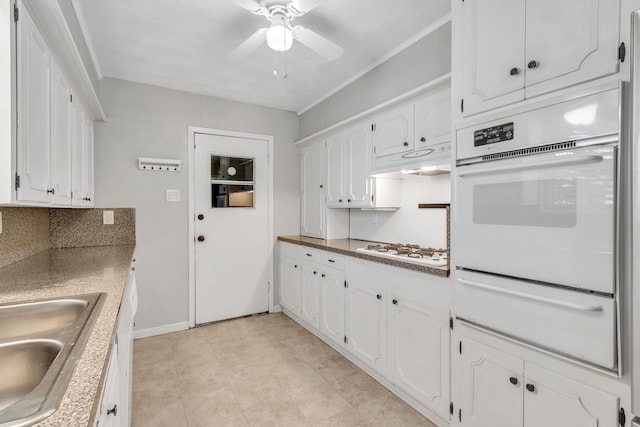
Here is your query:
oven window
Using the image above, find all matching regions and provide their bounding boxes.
[210,155,255,208]
[473,179,577,227]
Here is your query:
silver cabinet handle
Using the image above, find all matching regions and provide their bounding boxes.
[457,278,603,312]
[457,155,603,178]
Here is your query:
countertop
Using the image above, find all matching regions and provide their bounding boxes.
[277,236,450,277]
[0,245,136,427]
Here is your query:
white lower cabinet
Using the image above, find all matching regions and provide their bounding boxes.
[457,336,619,427]
[388,294,450,419]
[345,278,387,375]
[95,342,120,427]
[300,261,321,329]
[279,254,300,313]
[319,267,345,347]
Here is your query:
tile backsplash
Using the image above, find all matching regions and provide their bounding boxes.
[0,207,135,268]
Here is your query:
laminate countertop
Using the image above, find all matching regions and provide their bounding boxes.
[278,236,450,277]
[0,245,136,426]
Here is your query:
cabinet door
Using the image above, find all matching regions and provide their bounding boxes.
[279,255,300,313]
[50,61,73,205]
[523,363,619,427]
[524,0,619,98]
[346,279,387,374]
[459,337,524,427]
[84,117,94,205]
[300,143,324,238]
[373,105,414,158]
[17,5,51,203]
[300,263,321,328]
[319,269,345,347]
[389,295,450,419]
[96,343,120,427]
[325,133,346,207]
[462,0,525,116]
[345,123,372,207]
[414,88,451,147]
[72,103,88,206]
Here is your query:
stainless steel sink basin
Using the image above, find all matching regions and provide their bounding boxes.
[0,340,62,412]
[0,293,104,427]
[0,299,88,340]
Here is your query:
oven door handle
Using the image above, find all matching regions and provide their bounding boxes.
[456,155,603,178]
[457,278,604,312]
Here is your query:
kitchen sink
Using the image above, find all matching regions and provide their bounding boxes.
[0,299,88,340]
[0,293,104,427]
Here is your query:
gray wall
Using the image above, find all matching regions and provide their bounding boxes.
[56,0,99,93]
[298,22,451,139]
[95,77,300,332]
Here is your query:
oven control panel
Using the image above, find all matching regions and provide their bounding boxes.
[474,122,514,147]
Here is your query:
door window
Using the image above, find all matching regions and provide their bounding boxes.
[210,155,255,208]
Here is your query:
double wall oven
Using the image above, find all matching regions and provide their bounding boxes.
[454,87,621,372]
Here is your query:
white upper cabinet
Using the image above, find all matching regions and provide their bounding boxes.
[300,142,324,238]
[462,0,620,117]
[345,123,373,207]
[325,133,346,207]
[72,103,89,206]
[50,61,73,205]
[373,104,414,158]
[17,5,51,203]
[414,87,452,147]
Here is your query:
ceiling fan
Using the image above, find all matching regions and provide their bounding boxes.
[231,0,344,61]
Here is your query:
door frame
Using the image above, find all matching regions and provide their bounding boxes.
[187,126,275,328]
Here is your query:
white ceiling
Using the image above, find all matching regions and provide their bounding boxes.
[76,0,450,113]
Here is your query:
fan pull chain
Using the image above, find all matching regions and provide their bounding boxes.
[273,51,288,79]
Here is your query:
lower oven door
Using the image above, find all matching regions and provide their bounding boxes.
[455,143,616,294]
[455,270,617,370]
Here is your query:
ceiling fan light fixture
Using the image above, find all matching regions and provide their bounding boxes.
[266,13,293,52]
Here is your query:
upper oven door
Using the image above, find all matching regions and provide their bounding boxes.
[455,144,616,294]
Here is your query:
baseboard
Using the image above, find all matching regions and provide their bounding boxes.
[271,304,283,312]
[133,321,189,339]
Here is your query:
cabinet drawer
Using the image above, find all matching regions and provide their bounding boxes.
[320,253,344,270]
[280,242,302,259]
[456,270,616,370]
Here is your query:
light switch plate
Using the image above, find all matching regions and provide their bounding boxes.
[166,189,180,202]
[103,210,114,225]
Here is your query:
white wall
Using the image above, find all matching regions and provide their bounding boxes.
[298,22,451,139]
[349,174,450,248]
[94,77,299,333]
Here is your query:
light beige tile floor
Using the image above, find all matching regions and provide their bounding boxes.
[132,312,437,427]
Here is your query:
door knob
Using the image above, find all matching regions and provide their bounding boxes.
[509,67,520,75]
[509,377,518,385]
[526,383,535,392]
[197,235,205,242]
[197,214,204,220]
[527,60,538,69]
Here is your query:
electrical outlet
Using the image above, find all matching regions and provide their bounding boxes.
[103,210,114,225]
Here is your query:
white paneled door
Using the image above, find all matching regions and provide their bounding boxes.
[194,133,270,324]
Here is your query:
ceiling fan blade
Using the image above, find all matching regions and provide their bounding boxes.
[233,0,266,15]
[293,26,343,61]
[230,28,267,60]
[290,0,323,14]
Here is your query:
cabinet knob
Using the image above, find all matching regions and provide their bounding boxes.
[509,67,520,76]
[420,137,426,142]
[321,273,325,278]
[107,405,118,416]
[306,253,312,257]
[526,383,535,392]
[197,235,205,242]
[403,141,409,147]
[328,259,335,263]
[47,188,55,195]
[320,185,324,188]
[197,214,204,220]
[376,294,382,300]
[347,199,351,203]
[313,271,317,275]
[294,265,298,268]
[527,60,538,69]
[392,299,398,305]
[339,199,343,203]
[509,377,518,385]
